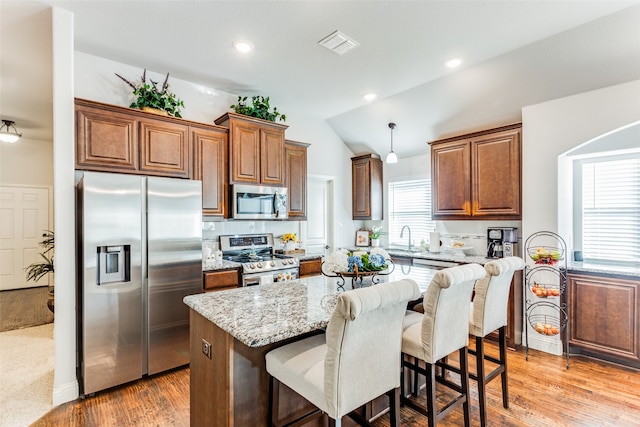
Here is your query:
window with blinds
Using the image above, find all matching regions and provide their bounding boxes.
[388,179,436,248]
[580,155,640,265]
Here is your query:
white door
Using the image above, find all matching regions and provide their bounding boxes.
[304,176,333,257]
[0,186,50,290]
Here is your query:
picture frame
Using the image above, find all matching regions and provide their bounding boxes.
[355,230,370,247]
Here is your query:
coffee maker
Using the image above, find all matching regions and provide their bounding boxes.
[487,227,518,258]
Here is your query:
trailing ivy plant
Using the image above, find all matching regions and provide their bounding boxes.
[230,95,286,122]
[115,69,185,118]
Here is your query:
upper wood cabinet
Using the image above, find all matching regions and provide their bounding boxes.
[192,125,229,217]
[214,112,288,185]
[351,154,383,220]
[75,98,191,178]
[284,140,309,219]
[430,123,521,220]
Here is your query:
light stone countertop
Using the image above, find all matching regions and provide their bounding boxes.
[202,259,241,272]
[184,262,442,348]
[184,275,341,347]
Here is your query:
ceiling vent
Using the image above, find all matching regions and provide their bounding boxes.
[318,30,360,55]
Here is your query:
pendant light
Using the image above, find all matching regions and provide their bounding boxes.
[386,122,397,164]
[0,120,22,143]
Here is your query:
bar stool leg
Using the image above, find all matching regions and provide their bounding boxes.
[499,326,509,409]
[460,347,471,427]
[425,363,436,427]
[475,335,488,427]
[412,356,420,397]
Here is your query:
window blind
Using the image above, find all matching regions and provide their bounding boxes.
[388,179,436,248]
[581,156,640,264]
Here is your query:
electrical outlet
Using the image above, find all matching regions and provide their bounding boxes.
[201,339,212,359]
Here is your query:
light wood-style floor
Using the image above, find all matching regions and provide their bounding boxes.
[32,341,640,426]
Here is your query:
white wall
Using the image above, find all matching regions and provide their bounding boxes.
[521,79,640,355]
[51,6,77,405]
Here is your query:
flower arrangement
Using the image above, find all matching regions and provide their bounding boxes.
[115,69,185,118]
[324,248,390,274]
[281,233,297,243]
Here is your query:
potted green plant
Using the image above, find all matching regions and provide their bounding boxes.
[230,95,286,122]
[369,226,386,247]
[25,230,55,313]
[115,69,185,118]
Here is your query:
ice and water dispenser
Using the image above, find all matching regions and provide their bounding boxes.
[97,245,131,284]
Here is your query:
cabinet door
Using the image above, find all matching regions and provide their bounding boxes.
[139,118,190,178]
[192,126,228,216]
[352,155,383,220]
[285,142,308,219]
[431,140,471,218]
[203,269,241,292]
[299,258,322,277]
[260,128,285,185]
[471,128,521,218]
[568,273,640,367]
[229,121,260,183]
[76,103,138,172]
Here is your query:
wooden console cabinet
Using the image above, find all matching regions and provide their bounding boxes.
[567,272,640,368]
[429,123,521,220]
[284,140,309,219]
[351,154,383,220]
[214,112,288,185]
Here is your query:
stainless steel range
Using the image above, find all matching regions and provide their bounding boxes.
[220,233,299,286]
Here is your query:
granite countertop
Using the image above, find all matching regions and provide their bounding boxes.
[202,259,241,272]
[566,261,640,278]
[184,262,440,348]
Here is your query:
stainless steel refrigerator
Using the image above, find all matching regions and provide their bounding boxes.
[77,171,202,395]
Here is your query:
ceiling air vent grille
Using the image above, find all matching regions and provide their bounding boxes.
[318,30,360,55]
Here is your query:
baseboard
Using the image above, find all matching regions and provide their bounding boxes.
[53,380,79,406]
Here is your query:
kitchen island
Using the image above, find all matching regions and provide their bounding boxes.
[183,266,435,427]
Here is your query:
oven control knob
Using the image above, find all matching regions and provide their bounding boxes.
[257,262,263,268]
[270,261,276,267]
[249,263,256,269]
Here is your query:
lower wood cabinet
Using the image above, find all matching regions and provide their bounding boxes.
[204,269,241,292]
[567,272,640,368]
[298,258,322,277]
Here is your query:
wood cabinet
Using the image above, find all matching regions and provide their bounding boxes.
[75,98,191,178]
[203,269,241,292]
[192,126,229,217]
[430,123,521,220]
[351,154,383,220]
[284,140,309,219]
[567,272,640,368]
[299,258,322,277]
[214,112,288,185]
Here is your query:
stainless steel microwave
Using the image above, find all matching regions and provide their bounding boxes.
[231,184,288,220]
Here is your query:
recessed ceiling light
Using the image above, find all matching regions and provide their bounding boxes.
[232,40,254,53]
[363,93,378,101]
[444,57,463,68]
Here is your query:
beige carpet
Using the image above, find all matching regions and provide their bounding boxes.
[0,287,54,332]
[0,323,54,427]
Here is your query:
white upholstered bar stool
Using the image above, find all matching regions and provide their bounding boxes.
[265,279,421,427]
[468,256,524,427]
[401,263,486,427]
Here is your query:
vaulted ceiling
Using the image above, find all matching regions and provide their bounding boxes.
[2,1,639,158]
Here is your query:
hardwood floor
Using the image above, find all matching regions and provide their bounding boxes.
[0,286,53,332]
[33,343,640,426]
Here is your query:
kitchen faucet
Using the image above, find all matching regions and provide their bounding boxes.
[400,225,412,251]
